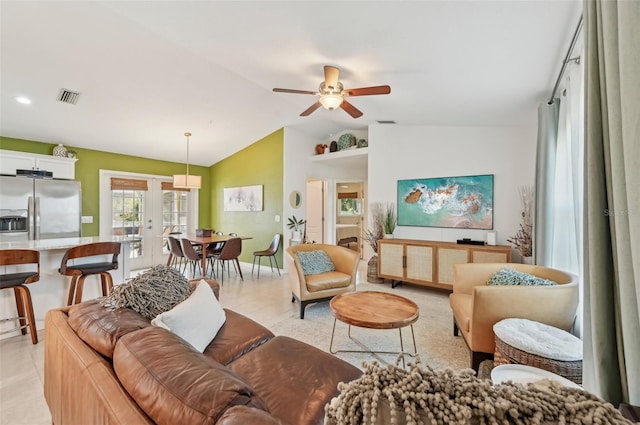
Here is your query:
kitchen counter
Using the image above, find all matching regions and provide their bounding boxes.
[0,235,137,250]
[0,236,136,340]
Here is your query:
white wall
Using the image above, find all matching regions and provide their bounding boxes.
[368,124,537,259]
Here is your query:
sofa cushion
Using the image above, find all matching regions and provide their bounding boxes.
[228,336,362,425]
[449,293,472,333]
[296,250,335,275]
[305,271,351,292]
[487,268,558,286]
[68,299,151,359]
[114,326,267,425]
[151,280,225,352]
[203,309,274,365]
[216,406,286,425]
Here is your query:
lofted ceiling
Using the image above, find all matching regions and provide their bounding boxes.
[0,1,582,166]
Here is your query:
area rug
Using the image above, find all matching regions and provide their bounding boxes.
[268,281,469,371]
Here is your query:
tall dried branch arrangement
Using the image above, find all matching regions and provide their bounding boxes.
[507,185,534,257]
[364,202,385,253]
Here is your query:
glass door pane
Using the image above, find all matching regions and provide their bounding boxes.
[162,189,190,256]
[111,188,148,269]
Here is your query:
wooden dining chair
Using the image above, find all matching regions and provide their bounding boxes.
[212,237,243,284]
[0,249,40,344]
[180,238,204,278]
[252,234,281,279]
[167,236,186,272]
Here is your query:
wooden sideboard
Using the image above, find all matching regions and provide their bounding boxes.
[377,238,512,290]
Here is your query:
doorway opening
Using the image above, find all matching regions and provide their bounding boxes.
[336,182,364,258]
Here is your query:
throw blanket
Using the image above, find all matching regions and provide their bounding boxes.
[325,357,631,425]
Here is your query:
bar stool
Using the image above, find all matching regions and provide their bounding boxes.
[59,242,121,306]
[0,249,40,344]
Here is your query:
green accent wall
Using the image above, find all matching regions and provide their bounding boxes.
[210,128,284,266]
[0,137,211,235]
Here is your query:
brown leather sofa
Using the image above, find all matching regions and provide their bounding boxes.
[286,244,359,319]
[44,279,361,425]
[449,263,579,370]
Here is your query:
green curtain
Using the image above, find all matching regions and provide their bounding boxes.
[534,101,559,266]
[583,0,640,405]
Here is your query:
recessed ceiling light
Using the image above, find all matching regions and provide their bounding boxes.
[16,96,32,104]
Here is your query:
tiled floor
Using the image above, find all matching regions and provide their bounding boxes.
[0,260,468,425]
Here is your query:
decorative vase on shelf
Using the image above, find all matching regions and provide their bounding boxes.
[292,230,301,241]
[52,144,68,157]
[384,233,394,239]
[522,256,533,265]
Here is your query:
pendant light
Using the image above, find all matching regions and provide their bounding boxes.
[173,132,201,189]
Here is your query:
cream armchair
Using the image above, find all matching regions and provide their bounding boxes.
[449,263,579,370]
[286,244,359,319]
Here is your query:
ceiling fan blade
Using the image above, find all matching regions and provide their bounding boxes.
[300,101,322,116]
[340,99,363,118]
[273,88,318,95]
[324,66,340,89]
[344,85,391,97]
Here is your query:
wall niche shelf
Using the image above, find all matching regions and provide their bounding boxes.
[310,147,368,168]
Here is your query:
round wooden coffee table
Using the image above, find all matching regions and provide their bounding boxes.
[329,291,419,366]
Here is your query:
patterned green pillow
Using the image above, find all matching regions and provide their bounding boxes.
[296,250,335,275]
[487,267,558,286]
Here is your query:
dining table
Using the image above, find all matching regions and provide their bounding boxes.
[174,233,252,278]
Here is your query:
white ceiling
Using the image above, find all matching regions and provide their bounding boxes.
[1,1,581,167]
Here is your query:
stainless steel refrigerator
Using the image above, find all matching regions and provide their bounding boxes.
[0,176,81,241]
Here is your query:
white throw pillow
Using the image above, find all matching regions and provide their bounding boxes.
[151,280,226,352]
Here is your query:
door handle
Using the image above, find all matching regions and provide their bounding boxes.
[28,196,34,240]
[34,197,40,240]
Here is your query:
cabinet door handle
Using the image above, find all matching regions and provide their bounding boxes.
[403,255,406,268]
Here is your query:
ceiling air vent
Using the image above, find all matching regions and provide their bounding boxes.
[376,120,396,124]
[57,88,80,105]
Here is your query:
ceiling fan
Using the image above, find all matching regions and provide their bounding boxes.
[273,65,391,118]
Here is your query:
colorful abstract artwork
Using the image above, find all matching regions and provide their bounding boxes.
[223,185,263,211]
[397,175,494,229]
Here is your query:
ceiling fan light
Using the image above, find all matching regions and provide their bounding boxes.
[319,94,344,110]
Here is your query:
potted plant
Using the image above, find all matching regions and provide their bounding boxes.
[383,203,397,238]
[287,215,306,241]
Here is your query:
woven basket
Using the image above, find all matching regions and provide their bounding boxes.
[367,255,384,283]
[495,335,582,384]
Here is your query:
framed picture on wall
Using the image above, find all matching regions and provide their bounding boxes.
[223,185,263,211]
[397,174,494,229]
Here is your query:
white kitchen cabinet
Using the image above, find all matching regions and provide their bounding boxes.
[0,149,77,179]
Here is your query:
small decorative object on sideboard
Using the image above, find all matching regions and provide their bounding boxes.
[52,144,68,157]
[329,141,338,152]
[315,144,328,155]
[357,138,368,148]
[383,203,397,239]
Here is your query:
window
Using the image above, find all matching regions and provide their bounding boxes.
[339,198,361,215]
[111,189,144,258]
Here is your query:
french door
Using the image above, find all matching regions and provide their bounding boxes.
[100,171,198,271]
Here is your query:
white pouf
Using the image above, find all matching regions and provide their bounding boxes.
[493,318,582,361]
[493,318,583,384]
